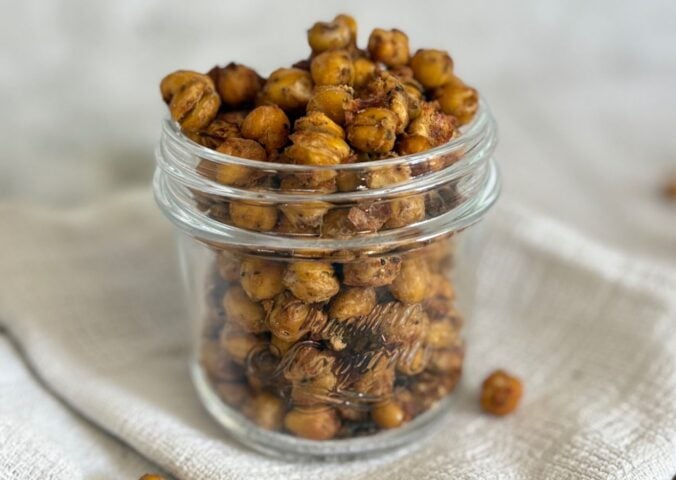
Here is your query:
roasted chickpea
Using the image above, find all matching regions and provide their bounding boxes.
[200,340,244,382]
[384,194,426,229]
[427,318,459,349]
[333,14,357,44]
[429,342,464,373]
[259,68,313,111]
[343,256,401,287]
[379,303,429,347]
[214,381,249,406]
[188,113,241,149]
[311,49,354,86]
[228,201,278,232]
[346,203,392,232]
[279,200,332,230]
[239,258,285,301]
[409,49,454,89]
[216,251,241,282]
[307,21,351,53]
[352,354,395,398]
[320,209,357,239]
[285,131,351,167]
[307,85,354,125]
[396,134,432,155]
[480,370,523,416]
[407,101,456,147]
[209,62,262,107]
[346,107,398,153]
[220,330,265,364]
[240,105,290,153]
[352,56,377,90]
[335,169,362,192]
[365,164,411,189]
[222,285,267,333]
[434,75,479,125]
[397,346,428,375]
[388,258,431,304]
[283,261,340,303]
[424,273,457,320]
[209,138,266,187]
[284,407,341,440]
[294,111,345,138]
[367,28,410,67]
[270,334,295,357]
[328,287,376,320]
[291,369,338,406]
[372,401,406,429]
[160,70,221,131]
[243,391,285,430]
[268,291,326,342]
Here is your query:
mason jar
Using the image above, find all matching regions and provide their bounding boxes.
[153,99,499,460]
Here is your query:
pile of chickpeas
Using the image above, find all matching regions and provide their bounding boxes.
[161,14,476,440]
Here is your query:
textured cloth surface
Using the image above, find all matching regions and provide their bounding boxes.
[0,190,674,480]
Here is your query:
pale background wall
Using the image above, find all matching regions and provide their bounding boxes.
[1,0,675,263]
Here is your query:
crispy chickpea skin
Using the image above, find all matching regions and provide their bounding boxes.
[307,21,352,53]
[294,111,345,138]
[365,164,411,189]
[283,261,340,303]
[320,209,358,239]
[407,101,457,147]
[480,370,523,416]
[188,113,241,149]
[259,68,313,111]
[372,401,406,429]
[384,194,426,229]
[209,62,262,107]
[388,258,431,304]
[240,105,290,153]
[352,56,377,90]
[243,391,285,430]
[220,330,265,364]
[285,131,351,167]
[210,138,266,187]
[328,287,377,320]
[268,291,326,342]
[311,49,354,86]
[434,75,479,125]
[367,28,410,67]
[228,201,278,232]
[279,200,332,229]
[160,70,221,131]
[346,107,398,153]
[307,85,354,125]
[343,256,401,287]
[284,407,341,440]
[239,258,285,301]
[222,285,267,333]
[409,49,454,89]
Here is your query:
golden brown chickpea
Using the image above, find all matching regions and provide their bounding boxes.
[268,291,326,342]
[240,105,290,153]
[239,258,285,301]
[188,113,242,149]
[200,340,244,382]
[335,170,362,192]
[220,330,265,364]
[352,354,395,398]
[346,107,398,153]
[279,174,337,193]
[384,195,426,229]
[216,251,241,282]
[396,346,428,375]
[160,70,221,131]
[343,256,401,287]
[209,62,262,107]
[409,49,454,89]
[388,258,431,304]
[333,14,357,44]
[279,200,332,230]
[285,131,351,167]
[283,261,340,303]
[407,101,457,147]
[294,111,345,138]
[427,318,459,349]
[284,407,341,440]
[429,343,464,373]
[243,391,285,430]
[222,285,267,333]
[228,201,278,232]
[211,138,266,187]
[396,134,432,155]
[346,203,392,232]
[434,75,479,125]
[310,49,354,86]
[372,401,406,429]
[365,164,411,189]
[379,303,429,346]
[270,334,295,357]
[480,370,523,416]
[367,28,410,67]
[352,56,377,90]
[284,345,335,382]
[291,370,338,406]
[307,21,351,53]
[328,287,376,320]
[320,209,357,239]
[307,85,354,125]
[259,68,313,111]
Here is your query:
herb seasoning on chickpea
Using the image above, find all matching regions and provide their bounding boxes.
[155,13,500,458]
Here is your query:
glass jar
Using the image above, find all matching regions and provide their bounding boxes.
[153,100,499,460]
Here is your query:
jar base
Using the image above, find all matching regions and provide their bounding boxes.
[191,360,460,461]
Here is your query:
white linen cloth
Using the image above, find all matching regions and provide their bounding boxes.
[0,190,674,480]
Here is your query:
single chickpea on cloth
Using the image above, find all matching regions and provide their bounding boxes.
[159,13,483,441]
